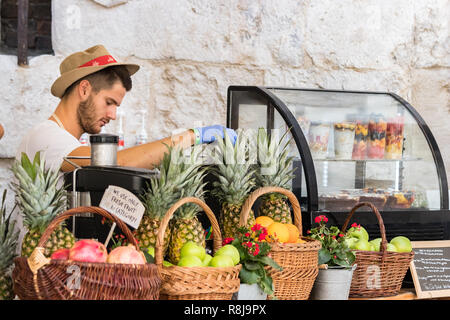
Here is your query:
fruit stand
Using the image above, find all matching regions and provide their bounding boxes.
[1,86,449,301]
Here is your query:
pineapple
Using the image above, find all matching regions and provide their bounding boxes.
[137,145,202,256]
[11,152,75,257]
[256,128,295,224]
[168,148,207,264]
[211,129,256,239]
[0,190,20,300]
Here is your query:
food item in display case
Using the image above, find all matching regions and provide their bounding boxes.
[385,115,405,159]
[385,191,415,209]
[358,192,388,210]
[319,191,359,211]
[297,116,311,137]
[308,122,330,159]
[334,122,356,159]
[367,114,387,159]
[352,119,369,160]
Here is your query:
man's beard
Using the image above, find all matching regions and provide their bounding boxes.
[77,95,100,134]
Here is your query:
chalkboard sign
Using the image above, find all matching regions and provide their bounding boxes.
[410,241,450,299]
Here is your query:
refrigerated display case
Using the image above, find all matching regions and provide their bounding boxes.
[227,86,450,241]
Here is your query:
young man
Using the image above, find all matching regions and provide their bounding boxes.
[16,45,236,171]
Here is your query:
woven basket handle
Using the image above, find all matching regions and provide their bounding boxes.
[37,206,139,249]
[155,197,222,268]
[341,202,388,253]
[239,186,302,235]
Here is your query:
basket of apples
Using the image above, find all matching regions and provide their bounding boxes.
[342,202,414,298]
[239,186,322,300]
[155,197,241,300]
[13,206,161,300]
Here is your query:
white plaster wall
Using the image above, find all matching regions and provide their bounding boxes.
[0,0,449,210]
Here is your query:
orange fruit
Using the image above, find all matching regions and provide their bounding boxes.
[296,239,306,244]
[267,222,290,243]
[285,223,300,243]
[254,216,274,229]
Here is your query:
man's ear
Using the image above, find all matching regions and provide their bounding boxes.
[78,80,92,101]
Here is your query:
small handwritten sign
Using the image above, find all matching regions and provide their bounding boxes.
[99,185,145,229]
[410,241,450,299]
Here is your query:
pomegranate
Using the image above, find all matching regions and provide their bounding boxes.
[107,244,146,264]
[69,239,108,263]
[50,248,70,260]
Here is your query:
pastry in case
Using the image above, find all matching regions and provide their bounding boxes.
[367,114,387,159]
[352,120,369,160]
[319,191,359,211]
[385,115,405,160]
[385,191,415,209]
[334,122,356,160]
[308,122,330,159]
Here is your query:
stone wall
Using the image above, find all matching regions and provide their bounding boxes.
[0,0,449,210]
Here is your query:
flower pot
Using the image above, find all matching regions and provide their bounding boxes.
[232,283,268,300]
[310,264,357,300]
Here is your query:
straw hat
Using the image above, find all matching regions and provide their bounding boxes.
[51,45,140,98]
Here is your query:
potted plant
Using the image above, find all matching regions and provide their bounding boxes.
[308,215,357,300]
[229,224,282,300]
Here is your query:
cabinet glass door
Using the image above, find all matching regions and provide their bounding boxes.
[270,89,442,212]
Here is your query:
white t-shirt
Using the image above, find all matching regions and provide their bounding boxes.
[15,120,82,171]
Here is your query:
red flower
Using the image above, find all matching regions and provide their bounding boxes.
[314,215,328,224]
[339,233,344,237]
[223,237,234,245]
[251,224,262,231]
[245,232,250,237]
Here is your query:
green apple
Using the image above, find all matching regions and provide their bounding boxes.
[163,260,174,267]
[177,255,203,267]
[147,246,155,257]
[180,241,206,260]
[202,254,213,266]
[369,238,382,252]
[344,237,359,249]
[390,236,412,252]
[214,245,240,265]
[386,243,398,252]
[353,239,372,251]
[346,225,369,241]
[209,255,234,268]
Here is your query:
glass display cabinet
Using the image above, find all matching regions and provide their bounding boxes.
[227,86,450,241]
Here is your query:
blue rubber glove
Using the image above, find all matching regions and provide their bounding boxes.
[192,125,237,145]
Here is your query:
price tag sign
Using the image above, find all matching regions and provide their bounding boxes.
[99,185,145,229]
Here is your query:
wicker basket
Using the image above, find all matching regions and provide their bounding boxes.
[155,197,241,300]
[240,186,321,300]
[342,202,414,298]
[12,206,161,300]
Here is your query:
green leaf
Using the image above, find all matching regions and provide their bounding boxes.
[259,256,282,271]
[239,267,260,284]
[318,248,332,265]
[259,274,275,296]
[244,260,261,271]
[142,250,155,264]
[20,152,36,181]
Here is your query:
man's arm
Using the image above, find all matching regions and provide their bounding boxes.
[61,129,195,172]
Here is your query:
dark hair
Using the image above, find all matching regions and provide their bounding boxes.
[62,65,132,99]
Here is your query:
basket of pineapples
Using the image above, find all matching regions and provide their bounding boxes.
[12,206,161,300]
[155,196,241,300]
[240,186,321,300]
